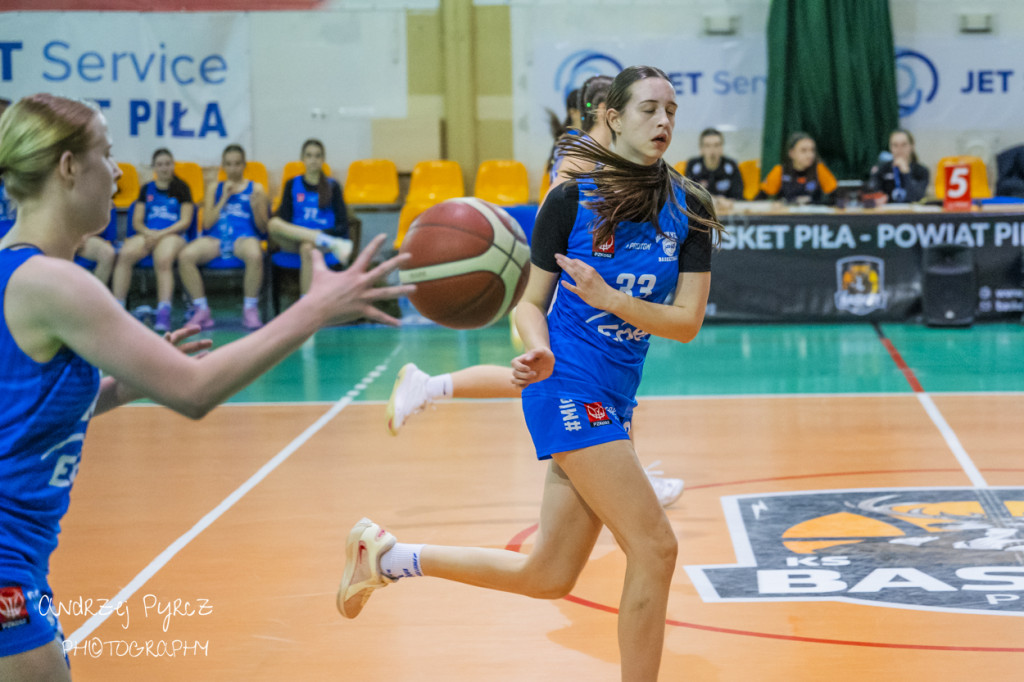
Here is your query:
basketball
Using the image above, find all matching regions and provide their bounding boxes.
[398,198,531,329]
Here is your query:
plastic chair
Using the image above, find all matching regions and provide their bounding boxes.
[673,160,687,176]
[393,161,465,248]
[474,159,529,206]
[163,161,205,206]
[114,162,140,210]
[216,160,270,193]
[405,160,464,205]
[274,160,334,212]
[935,155,992,199]
[344,159,399,205]
[538,168,552,201]
[738,159,761,201]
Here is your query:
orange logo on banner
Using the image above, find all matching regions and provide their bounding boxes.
[943,164,972,212]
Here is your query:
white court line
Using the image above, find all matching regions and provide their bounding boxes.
[65,347,402,647]
[916,392,989,488]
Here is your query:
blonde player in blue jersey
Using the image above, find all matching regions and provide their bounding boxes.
[0,94,411,681]
[341,66,723,682]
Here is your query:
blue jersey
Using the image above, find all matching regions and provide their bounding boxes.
[0,180,16,238]
[213,180,259,241]
[528,178,690,404]
[289,176,336,230]
[142,180,187,231]
[0,248,100,590]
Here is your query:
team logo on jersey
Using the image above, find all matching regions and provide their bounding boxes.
[593,233,615,258]
[834,256,889,315]
[297,193,306,203]
[584,402,611,427]
[685,488,1024,616]
[655,231,678,262]
[0,586,29,630]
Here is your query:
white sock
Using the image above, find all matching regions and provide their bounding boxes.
[193,297,209,310]
[379,543,425,580]
[426,373,453,400]
[313,233,332,249]
[243,297,259,310]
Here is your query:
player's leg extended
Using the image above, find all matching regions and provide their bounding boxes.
[554,439,677,682]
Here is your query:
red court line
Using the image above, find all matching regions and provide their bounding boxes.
[873,322,925,392]
[505,468,1024,652]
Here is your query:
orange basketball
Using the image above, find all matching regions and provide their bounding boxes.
[398,198,531,329]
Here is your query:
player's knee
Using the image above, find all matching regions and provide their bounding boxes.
[521,562,579,599]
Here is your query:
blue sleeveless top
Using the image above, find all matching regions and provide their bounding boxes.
[289,176,336,230]
[0,247,100,589]
[142,180,186,231]
[526,178,690,404]
[0,180,16,238]
[213,180,258,241]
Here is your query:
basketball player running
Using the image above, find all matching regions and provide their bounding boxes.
[0,94,411,681]
[385,73,685,508]
[342,66,722,682]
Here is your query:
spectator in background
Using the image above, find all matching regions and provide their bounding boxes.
[178,144,268,331]
[268,138,352,296]
[760,132,837,205]
[110,147,195,332]
[684,128,745,210]
[865,128,930,204]
[543,87,582,184]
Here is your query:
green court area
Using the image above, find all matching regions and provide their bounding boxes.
[197,318,1024,404]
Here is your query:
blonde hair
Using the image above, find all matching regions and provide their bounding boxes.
[0,94,98,203]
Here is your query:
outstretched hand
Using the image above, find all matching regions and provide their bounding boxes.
[307,233,416,327]
[162,324,214,358]
[554,252,620,312]
[511,347,554,388]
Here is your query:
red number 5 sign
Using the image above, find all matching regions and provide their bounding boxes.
[943,164,973,212]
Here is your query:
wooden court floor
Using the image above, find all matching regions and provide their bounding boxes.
[48,323,1024,681]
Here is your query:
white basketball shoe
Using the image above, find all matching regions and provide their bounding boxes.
[644,461,685,508]
[386,363,432,435]
[337,517,397,619]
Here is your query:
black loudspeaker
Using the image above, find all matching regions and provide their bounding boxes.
[922,244,977,327]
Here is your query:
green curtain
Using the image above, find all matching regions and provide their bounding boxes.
[761,0,899,180]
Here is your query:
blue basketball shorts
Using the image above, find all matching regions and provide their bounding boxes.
[522,389,634,460]
[0,583,65,659]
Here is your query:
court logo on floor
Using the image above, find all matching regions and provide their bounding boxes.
[685,488,1024,615]
[835,256,888,315]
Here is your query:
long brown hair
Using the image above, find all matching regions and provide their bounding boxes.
[301,138,331,209]
[558,66,724,247]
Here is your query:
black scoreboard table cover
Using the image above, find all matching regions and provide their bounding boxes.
[707,207,1024,322]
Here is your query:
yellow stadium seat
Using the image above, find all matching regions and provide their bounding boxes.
[738,159,761,201]
[673,160,687,176]
[474,159,530,206]
[406,160,464,205]
[170,161,205,204]
[113,162,140,210]
[216,160,270,193]
[344,159,400,205]
[935,155,992,199]
[394,201,432,250]
[538,168,552,201]
[393,160,465,248]
[274,160,334,212]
